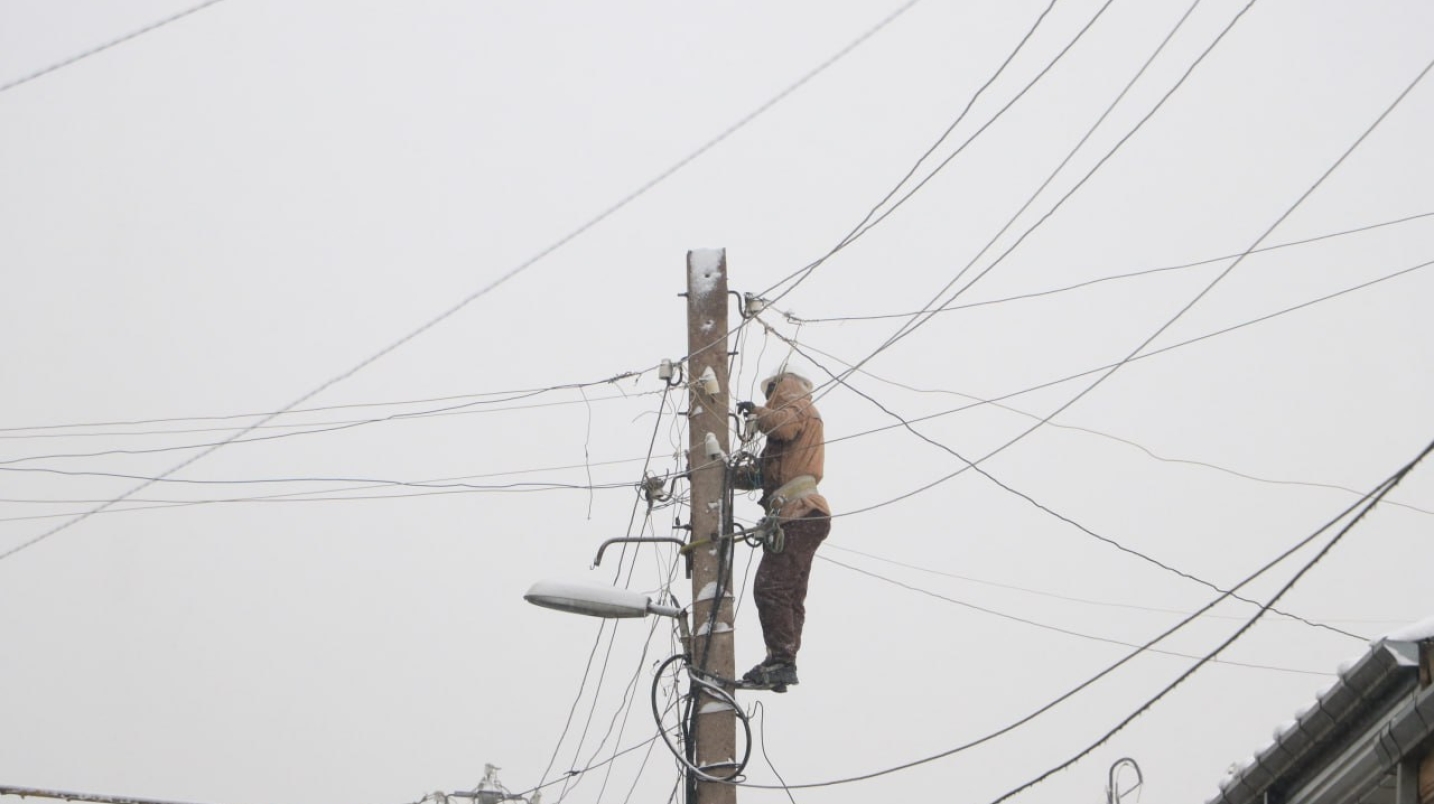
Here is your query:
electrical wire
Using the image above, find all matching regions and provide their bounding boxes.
[0,373,650,440]
[804,46,1434,589]
[533,620,613,797]
[0,474,649,525]
[790,321,1434,519]
[618,718,666,804]
[0,0,921,564]
[574,614,667,802]
[831,0,1206,337]
[14,236,1403,571]
[805,253,1434,514]
[0,0,230,95]
[732,435,1434,791]
[583,504,689,802]
[820,553,1331,676]
[50,252,1391,529]
[826,542,1406,625]
[0,388,663,466]
[757,321,1366,641]
[760,0,1071,302]
[508,735,664,803]
[534,383,697,804]
[752,702,798,804]
[808,0,1263,398]
[533,385,678,798]
[782,210,1434,325]
[984,436,1434,804]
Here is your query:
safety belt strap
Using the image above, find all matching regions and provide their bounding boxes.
[767,474,818,513]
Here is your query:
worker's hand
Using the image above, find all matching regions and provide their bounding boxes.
[736,401,757,416]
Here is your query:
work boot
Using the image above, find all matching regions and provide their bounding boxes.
[740,660,798,693]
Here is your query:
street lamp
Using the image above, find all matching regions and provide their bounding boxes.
[523,576,750,793]
[523,580,681,619]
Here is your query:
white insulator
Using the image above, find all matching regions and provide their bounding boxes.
[697,366,719,395]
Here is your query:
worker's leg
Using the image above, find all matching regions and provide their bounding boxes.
[753,514,830,664]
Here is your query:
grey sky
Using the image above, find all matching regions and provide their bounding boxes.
[2,2,1432,803]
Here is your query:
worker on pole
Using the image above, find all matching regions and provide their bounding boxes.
[735,369,831,693]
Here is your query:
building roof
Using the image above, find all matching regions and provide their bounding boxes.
[1207,627,1433,804]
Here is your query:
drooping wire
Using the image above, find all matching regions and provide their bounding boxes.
[752,701,798,804]
[1107,757,1143,804]
[532,383,675,795]
[584,509,690,801]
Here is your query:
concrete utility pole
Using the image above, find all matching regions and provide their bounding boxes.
[685,248,736,804]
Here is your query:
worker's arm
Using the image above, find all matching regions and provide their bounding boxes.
[753,390,809,442]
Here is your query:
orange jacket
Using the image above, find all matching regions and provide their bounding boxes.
[752,375,831,520]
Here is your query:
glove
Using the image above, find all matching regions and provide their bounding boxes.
[736,401,756,416]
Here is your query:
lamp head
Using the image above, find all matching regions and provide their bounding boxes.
[525,580,679,619]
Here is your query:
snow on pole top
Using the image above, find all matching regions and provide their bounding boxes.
[689,248,725,297]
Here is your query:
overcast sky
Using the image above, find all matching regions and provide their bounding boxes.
[2,2,1432,804]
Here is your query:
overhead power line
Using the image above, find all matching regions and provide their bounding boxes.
[729,44,1434,793]
[732,434,1434,792]
[0,388,663,466]
[0,372,650,439]
[788,272,1434,519]
[771,327,1364,641]
[10,251,1420,526]
[825,543,1408,625]
[821,553,1332,675]
[985,434,1434,804]
[0,0,921,563]
[783,210,1434,324]
[0,0,230,95]
[817,0,1260,395]
[835,33,1434,541]
[761,0,1078,302]
[816,255,1434,517]
[532,385,683,799]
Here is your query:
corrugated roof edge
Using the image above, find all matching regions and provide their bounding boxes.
[1206,635,1429,804]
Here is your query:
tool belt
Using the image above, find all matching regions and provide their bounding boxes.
[750,476,819,555]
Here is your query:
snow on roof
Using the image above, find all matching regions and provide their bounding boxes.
[1379,613,1434,643]
[1205,626,1430,804]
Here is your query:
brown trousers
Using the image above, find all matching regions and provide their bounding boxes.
[753,514,831,664]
